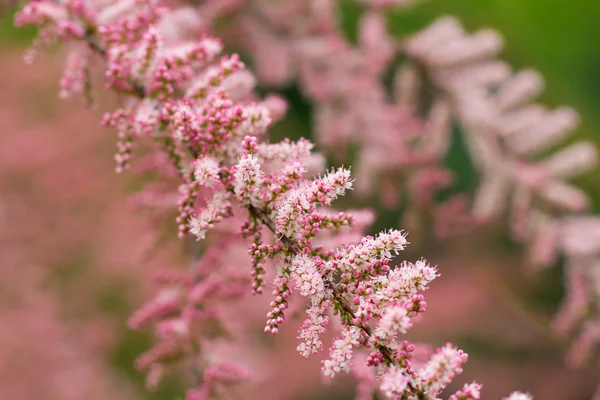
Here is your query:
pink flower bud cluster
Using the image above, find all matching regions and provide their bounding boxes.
[15,1,532,399]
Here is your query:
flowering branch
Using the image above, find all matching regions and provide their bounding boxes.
[248,204,432,397]
[15,1,534,399]
[248,204,416,383]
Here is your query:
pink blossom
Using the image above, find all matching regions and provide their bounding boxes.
[450,382,483,400]
[380,367,410,399]
[322,326,362,377]
[416,343,469,395]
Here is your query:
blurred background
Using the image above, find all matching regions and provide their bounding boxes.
[1,0,599,399]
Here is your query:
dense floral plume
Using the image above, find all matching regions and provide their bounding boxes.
[404,18,600,367]
[14,0,596,398]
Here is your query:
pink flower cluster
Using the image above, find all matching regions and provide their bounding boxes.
[404,17,600,367]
